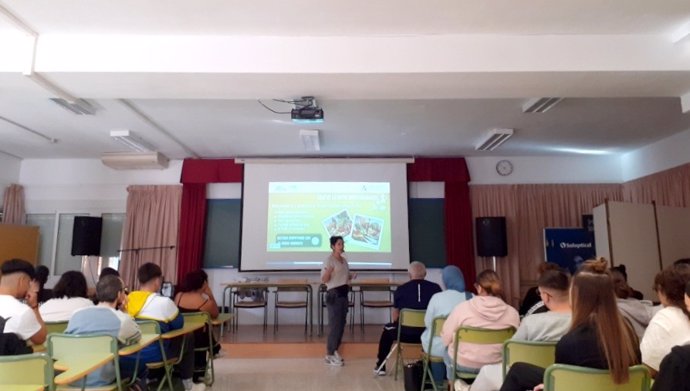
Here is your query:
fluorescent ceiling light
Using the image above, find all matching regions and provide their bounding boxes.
[672,22,690,44]
[299,129,320,152]
[475,128,514,151]
[110,129,155,152]
[552,147,611,155]
[522,97,563,113]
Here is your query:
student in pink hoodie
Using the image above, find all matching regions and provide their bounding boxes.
[440,269,520,377]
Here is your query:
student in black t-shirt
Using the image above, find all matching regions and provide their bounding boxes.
[373,261,441,375]
[501,258,641,391]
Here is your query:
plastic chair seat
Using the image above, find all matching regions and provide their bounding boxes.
[234,300,267,308]
[276,300,308,308]
[0,353,53,391]
[273,284,310,334]
[421,316,447,391]
[362,300,394,307]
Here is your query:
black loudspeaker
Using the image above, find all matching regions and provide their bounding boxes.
[71,216,103,256]
[475,217,508,257]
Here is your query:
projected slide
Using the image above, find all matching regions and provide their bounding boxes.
[267,182,391,252]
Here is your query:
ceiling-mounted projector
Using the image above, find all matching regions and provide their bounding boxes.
[291,96,324,124]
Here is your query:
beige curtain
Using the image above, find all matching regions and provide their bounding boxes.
[120,185,182,289]
[2,184,25,225]
[471,184,622,306]
[622,163,690,207]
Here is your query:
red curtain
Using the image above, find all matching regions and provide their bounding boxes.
[176,183,207,284]
[408,158,476,287]
[177,159,243,284]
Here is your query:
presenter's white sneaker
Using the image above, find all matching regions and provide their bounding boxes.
[324,355,344,366]
[334,350,344,363]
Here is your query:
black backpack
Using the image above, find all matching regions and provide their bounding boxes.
[0,316,33,356]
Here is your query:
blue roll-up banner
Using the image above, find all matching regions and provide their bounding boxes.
[544,228,596,274]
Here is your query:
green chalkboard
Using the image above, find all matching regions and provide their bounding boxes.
[203,199,241,268]
[408,198,446,268]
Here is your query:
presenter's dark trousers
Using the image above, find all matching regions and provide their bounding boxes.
[326,291,348,355]
[499,362,545,391]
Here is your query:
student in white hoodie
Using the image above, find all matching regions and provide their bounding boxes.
[440,270,520,379]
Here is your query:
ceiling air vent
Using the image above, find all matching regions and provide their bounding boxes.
[475,128,514,151]
[101,152,169,170]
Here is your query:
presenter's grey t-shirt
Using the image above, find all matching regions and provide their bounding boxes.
[321,254,350,290]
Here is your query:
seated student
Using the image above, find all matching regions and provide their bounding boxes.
[518,262,559,317]
[650,281,690,391]
[611,264,644,300]
[125,262,205,391]
[66,275,143,389]
[99,267,121,280]
[34,265,53,304]
[374,261,442,375]
[611,268,654,339]
[174,270,220,381]
[500,258,641,391]
[441,270,520,380]
[465,269,572,391]
[39,271,94,322]
[0,259,47,346]
[420,265,473,383]
[640,267,690,377]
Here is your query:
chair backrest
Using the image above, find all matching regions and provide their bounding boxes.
[399,308,426,329]
[455,326,516,345]
[136,319,162,335]
[45,321,68,335]
[181,311,210,326]
[0,352,54,390]
[425,316,447,356]
[48,333,118,362]
[543,364,651,391]
[502,340,557,377]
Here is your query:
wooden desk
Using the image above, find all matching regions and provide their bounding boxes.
[221,281,314,334]
[4,386,44,391]
[53,352,114,385]
[118,333,160,356]
[161,321,205,339]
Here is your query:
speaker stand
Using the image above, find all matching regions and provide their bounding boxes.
[492,256,497,272]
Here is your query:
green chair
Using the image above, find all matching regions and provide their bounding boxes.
[393,308,426,380]
[543,364,651,391]
[45,321,69,335]
[420,316,447,391]
[502,340,557,378]
[48,333,122,391]
[136,320,176,391]
[0,352,54,391]
[450,326,515,385]
[181,312,216,386]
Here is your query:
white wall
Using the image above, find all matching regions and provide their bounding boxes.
[621,127,690,182]
[0,153,21,204]
[20,159,183,213]
[467,155,623,184]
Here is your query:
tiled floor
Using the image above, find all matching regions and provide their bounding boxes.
[210,357,404,391]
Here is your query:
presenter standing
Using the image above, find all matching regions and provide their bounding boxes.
[322,235,354,366]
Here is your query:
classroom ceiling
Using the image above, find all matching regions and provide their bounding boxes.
[1,1,690,160]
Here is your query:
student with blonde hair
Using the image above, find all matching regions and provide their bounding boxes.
[500,258,640,391]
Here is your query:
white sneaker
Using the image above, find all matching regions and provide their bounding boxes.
[454,379,470,391]
[192,383,207,391]
[373,368,386,376]
[324,355,344,366]
[334,350,344,363]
